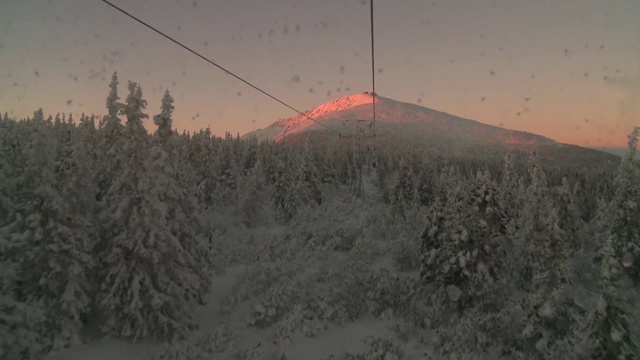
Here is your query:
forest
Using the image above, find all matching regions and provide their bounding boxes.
[1,73,639,359]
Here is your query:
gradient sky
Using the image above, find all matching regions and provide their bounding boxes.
[1,0,639,147]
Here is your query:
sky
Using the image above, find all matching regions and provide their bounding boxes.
[1,0,639,148]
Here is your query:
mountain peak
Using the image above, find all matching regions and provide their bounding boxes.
[301,92,376,116]
[265,92,378,141]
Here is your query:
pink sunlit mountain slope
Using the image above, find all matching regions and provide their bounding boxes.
[244,93,620,165]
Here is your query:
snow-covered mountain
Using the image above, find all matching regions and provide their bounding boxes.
[244,92,619,164]
[243,92,551,150]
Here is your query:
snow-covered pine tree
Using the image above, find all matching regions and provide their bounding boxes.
[422,168,525,356]
[153,89,174,141]
[560,128,640,359]
[465,169,514,289]
[1,115,95,351]
[95,72,125,205]
[419,194,445,286]
[608,127,640,283]
[3,116,54,293]
[106,72,122,122]
[314,145,339,184]
[387,156,419,218]
[32,108,44,123]
[418,165,469,305]
[333,143,353,186]
[258,141,278,187]
[593,234,640,359]
[236,155,270,227]
[0,118,14,226]
[497,153,524,221]
[273,155,298,222]
[379,152,397,204]
[151,89,209,298]
[151,89,196,212]
[553,177,584,254]
[0,238,46,360]
[44,119,96,349]
[171,132,204,238]
[271,144,323,222]
[509,152,582,358]
[97,83,207,341]
[300,140,323,205]
[75,113,100,211]
[0,116,47,358]
[513,152,569,291]
[414,155,436,208]
[569,198,640,359]
[188,128,219,208]
[494,153,527,281]
[214,135,240,205]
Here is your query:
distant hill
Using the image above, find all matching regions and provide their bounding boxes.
[244,92,621,167]
[594,147,636,159]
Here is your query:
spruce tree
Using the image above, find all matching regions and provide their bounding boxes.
[509,152,593,358]
[513,152,568,291]
[571,128,640,358]
[0,126,13,226]
[1,118,94,351]
[236,155,270,227]
[95,72,125,204]
[388,157,418,217]
[106,72,122,121]
[0,119,47,356]
[0,245,45,360]
[609,127,640,283]
[153,89,174,141]
[97,84,207,341]
[584,209,640,359]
